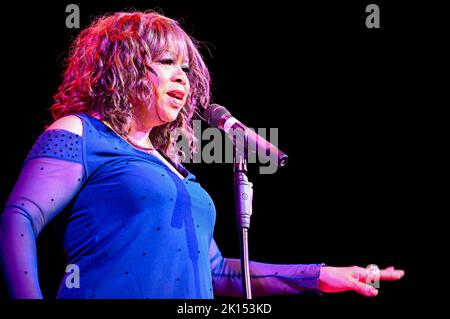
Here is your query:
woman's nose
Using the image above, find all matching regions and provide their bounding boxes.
[172,67,187,85]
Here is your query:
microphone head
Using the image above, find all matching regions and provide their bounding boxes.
[204,103,231,128]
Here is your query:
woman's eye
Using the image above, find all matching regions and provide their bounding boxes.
[159,59,174,65]
[158,59,190,74]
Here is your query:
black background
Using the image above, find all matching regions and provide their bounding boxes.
[0,0,432,316]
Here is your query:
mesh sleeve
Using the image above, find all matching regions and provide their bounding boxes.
[0,129,85,298]
[210,238,324,297]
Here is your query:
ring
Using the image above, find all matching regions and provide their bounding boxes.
[366,264,380,283]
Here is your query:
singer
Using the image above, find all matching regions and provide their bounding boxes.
[0,11,403,299]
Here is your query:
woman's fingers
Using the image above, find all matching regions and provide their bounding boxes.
[351,279,379,297]
[352,265,380,283]
[355,266,404,282]
[319,266,405,297]
[380,267,405,280]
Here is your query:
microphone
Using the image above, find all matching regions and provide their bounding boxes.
[204,103,288,167]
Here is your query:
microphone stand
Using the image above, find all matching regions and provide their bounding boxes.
[233,134,253,299]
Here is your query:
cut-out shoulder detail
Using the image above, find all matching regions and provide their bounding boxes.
[46,115,83,136]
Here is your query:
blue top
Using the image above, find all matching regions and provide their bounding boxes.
[1,112,324,299]
[34,113,216,299]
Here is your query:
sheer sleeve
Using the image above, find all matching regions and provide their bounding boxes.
[0,129,85,298]
[210,238,325,297]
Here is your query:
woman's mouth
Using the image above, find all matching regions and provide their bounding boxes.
[166,90,185,107]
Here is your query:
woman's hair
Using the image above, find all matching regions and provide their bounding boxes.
[51,11,210,163]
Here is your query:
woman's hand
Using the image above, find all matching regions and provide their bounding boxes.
[318,265,405,297]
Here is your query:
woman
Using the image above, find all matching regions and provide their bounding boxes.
[0,11,403,299]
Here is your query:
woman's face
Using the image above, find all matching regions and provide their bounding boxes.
[141,49,190,128]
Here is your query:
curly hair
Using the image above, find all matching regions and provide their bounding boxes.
[51,11,211,163]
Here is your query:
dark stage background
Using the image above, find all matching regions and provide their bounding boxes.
[1,0,429,316]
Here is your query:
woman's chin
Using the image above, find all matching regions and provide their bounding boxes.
[160,111,180,124]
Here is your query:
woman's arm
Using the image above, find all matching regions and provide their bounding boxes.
[209,239,405,297]
[209,239,323,297]
[0,116,85,298]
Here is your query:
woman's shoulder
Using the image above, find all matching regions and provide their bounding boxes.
[46,114,83,136]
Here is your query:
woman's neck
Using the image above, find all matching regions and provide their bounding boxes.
[92,112,155,150]
[128,117,155,149]
[128,126,153,148]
